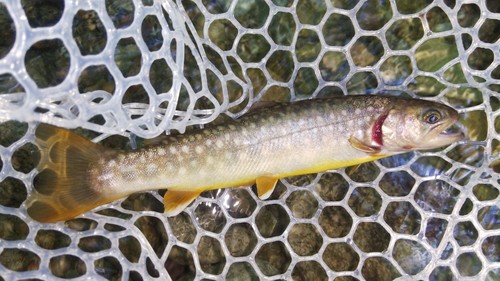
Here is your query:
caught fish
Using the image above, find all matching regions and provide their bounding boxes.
[26,95,464,223]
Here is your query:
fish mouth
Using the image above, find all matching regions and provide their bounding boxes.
[431,121,465,145]
[438,127,465,141]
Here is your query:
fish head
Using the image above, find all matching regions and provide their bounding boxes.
[380,99,465,153]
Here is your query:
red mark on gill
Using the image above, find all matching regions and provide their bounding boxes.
[372,113,388,146]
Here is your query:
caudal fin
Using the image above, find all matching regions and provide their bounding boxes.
[26,124,115,223]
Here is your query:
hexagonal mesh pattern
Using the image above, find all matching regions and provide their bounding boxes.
[0,0,499,280]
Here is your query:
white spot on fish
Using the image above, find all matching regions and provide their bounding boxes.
[224,153,232,160]
[195,146,203,154]
[182,145,189,153]
[98,172,113,182]
[348,119,354,127]
[355,108,361,115]
[157,148,166,156]
[126,154,136,161]
[216,140,224,148]
[206,139,213,146]
[229,124,236,130]
[206,156,214,164]
[233,138,241,146]
[146,164,158,175]
[120,167,136,181]
[170,147,177,154]
[342,110,347,116]
[195,134,202,140]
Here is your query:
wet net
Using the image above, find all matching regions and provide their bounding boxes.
[0,0,499,280]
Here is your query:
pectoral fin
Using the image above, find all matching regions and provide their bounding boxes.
[143,134,170,146]
[164,190,202,217]
[246,101,282,115]
[346,164,361,176]
[349,136,381,154]
[256,176,279,200]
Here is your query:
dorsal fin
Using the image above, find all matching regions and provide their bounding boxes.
[245,101,283,116]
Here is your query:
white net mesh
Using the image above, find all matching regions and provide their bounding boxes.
[0,0,499,280]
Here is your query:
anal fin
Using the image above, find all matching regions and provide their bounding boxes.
[164,190,201,217]
[346,164,361,176]
[256,176,279,200]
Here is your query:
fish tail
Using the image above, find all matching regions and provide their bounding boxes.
[26,124,113,223]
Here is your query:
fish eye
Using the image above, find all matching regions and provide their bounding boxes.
[423,110,441,124]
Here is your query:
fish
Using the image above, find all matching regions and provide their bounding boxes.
[25,95,465,223]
